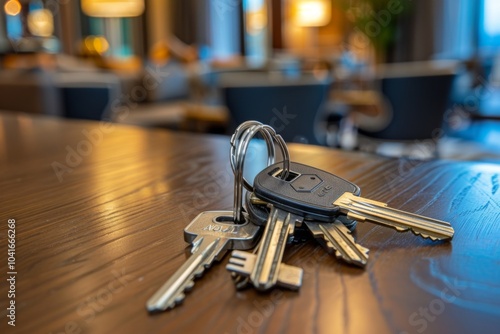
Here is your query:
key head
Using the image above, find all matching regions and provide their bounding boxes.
[184,211,261,250]
[254,162,360,222]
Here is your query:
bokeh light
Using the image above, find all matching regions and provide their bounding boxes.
[4,0,22,16]
[27,9,54,37]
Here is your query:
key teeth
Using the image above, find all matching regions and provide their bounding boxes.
[185,280,195,291]
[231,250,250,260]
[149,266,209,312]
[228,257,247,267]
[153,297,183,312]
[166,280,194,310]
[226,264,246,275]
[410,228,454,241]
[333,246,369,268]
[226,258,252,275]
[308,222,370,267]
[324,240,336,253]
[175,293,185,304]
[227,251,254,271]
[194,266,204,277]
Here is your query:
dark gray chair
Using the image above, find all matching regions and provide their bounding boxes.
[356,61,458,157]
[361,62,457,139]
[221,73,332,146]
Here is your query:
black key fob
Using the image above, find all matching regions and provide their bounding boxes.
[253,162,360,222]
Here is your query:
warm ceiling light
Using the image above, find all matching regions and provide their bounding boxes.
[28,9,54,37]
[81,0,145,18]
[294,0,331,27]
[4,0,21,16]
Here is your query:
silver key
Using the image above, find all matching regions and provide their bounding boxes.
[146,211,260,312]
[304,221,369,268]
[334,193,454,241]
[227,205,303,291]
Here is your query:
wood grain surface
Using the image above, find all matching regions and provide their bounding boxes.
[1,112,499,334]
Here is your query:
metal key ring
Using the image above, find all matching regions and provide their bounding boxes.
[232,124,274,223]
[230,121,291,223]
[230,121,275,191]
[230,121,290,190]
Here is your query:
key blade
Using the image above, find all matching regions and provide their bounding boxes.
[305,221,369,267]
[146,235,224,312]
[250,207,300,291]
[226,251,303,289]
[334,193,454,241]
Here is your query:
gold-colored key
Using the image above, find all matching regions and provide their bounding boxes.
[334,192,454,240]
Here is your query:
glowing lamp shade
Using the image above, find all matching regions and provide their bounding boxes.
[294,0,331,27]
[28,9,54,37]
[81,0,145,17]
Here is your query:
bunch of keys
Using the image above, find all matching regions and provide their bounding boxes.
[226,156,455,291]
[145,120,455,312]
[146,121,292,312]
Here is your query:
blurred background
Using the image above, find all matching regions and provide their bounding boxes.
[0,0,499,161]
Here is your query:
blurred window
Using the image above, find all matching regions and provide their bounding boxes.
[480,0,500,53]
[208,0,240,60]
[435,0,475,60]
[83,16,134,58]
[86,17,133,57]
[6,14,22,39]
[243,0,268,67]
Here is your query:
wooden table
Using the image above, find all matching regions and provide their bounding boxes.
[1,112,499,334]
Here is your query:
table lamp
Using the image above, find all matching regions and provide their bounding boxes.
[81,0,144,17]
[81,0,144,68]
[293,0,331,55]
